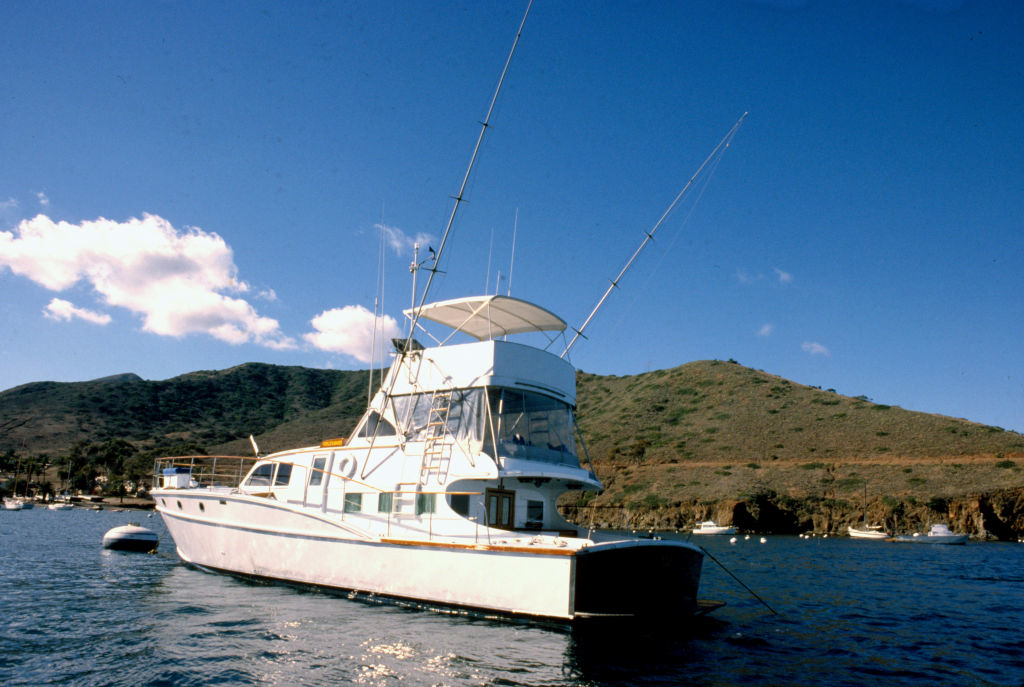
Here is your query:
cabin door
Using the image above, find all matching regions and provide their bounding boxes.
[304,453,332,511]
[485,488,515,530]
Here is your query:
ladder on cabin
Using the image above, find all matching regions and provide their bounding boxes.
[420,389,455,485]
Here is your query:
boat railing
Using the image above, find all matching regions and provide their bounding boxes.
[152,455,257,490]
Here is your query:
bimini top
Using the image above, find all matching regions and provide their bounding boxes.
[404,295,566,341]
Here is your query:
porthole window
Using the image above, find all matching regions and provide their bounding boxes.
[161,498,166,506]
[199,502,205,512]
[177,500,182,509]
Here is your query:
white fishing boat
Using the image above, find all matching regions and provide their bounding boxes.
[889,523,968,545]
[153,295,706,623]
[692,520,736,535]
[150,4,748,625]
[48,501,75,511]
[848,524,888,539]
[3,498,24,511]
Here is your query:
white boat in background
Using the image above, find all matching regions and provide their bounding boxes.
[48,501,74,511]
[153,296,707,623]
[692,520,736,535]
[848,483,886,539]
[848,524,888,539]
[3,498,24,511]
[890,523,968,545]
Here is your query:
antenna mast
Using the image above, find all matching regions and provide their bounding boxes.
[360,1,533,481]
[405,0,532,339]
[560,112,748,358]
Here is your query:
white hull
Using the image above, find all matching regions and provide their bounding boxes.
[692,521,735,535]
[156,488,703,622]
[848,525,887,539]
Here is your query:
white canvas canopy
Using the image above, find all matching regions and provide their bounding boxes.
[404,295,566,341]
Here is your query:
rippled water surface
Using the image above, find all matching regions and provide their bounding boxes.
[2,509,1023,686]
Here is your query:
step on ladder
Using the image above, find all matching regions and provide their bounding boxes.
[420,389,455,485]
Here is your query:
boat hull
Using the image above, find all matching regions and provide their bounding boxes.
[155,489,703,623]
[888,534,968,545]
[102,525,159,552]
[848,526,888,539]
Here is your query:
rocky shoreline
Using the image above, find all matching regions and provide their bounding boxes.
[562,486,1024,540]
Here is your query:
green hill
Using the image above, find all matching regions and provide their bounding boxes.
[3,359,1023,537]
[0,363,369,456]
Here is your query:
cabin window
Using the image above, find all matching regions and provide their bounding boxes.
[309,456,326,486]
[274,463,292,486]
[487,388,580,467]
[245,463,274,487]
[416,493,436,515]
[526,499,544,529]
[344,493,363,513]
[357,411,397,438]
[450,493,470,516]
[377,492,393,513]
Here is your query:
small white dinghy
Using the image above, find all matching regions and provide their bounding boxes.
[102,524,158,552]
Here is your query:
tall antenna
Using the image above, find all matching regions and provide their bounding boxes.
[406,0,532,338]
[360,1,532,481]
[507,208,519,296]
[560,112,748,359]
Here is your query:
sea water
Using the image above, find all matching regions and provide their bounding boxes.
[2,508,1023,686]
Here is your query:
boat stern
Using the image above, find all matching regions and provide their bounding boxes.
[572,539,703,620]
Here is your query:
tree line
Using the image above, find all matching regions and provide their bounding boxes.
[0,440,205,501]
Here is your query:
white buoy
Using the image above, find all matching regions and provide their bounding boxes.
[102,524,158,552]
[729,537,737,544]
[760,537,767,544]
[744,534,750,540]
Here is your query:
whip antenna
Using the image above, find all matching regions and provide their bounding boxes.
[361,1,533,479]
[407,0,532,339]
[561,112,747,358]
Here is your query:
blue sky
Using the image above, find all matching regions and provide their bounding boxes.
[2,1,1022,433]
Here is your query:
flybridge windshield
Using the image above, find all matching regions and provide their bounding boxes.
[487,388,577,466]
[388,387,580,468]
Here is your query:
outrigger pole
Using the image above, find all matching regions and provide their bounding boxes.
[403,0,533,348]
[359,2,532,480]
[560,111,748,359]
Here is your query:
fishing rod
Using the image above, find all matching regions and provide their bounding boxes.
[560,111,748,359]
[360,1,532,479]
[404,0,533,345]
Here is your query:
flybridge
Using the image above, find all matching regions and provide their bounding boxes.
[404,295,566,345]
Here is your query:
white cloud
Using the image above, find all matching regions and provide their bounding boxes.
[1,198,18,211]
[774,268,792,284]
[43,298,111,325]
[0,213,295,349]
[802,341,830,356]
[36,192,50,208]
[376,223,433,256]
[304,304,402,363]
[757,323,774,337]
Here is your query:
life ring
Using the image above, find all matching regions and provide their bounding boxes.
[336,455,358,479]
